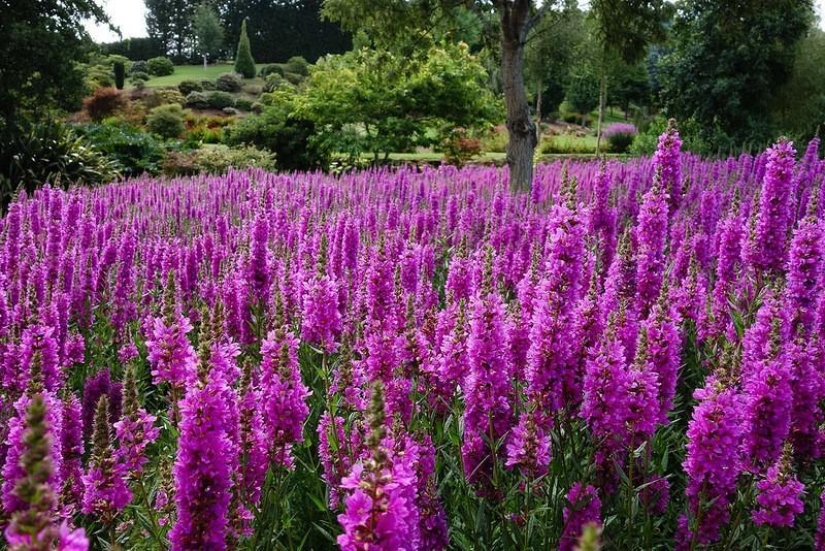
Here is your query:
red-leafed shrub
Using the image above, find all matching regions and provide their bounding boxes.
[83,87,127,122]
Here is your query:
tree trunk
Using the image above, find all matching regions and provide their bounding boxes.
[535,84,542,145]
[595,72,607,157]
[500,1,537,193]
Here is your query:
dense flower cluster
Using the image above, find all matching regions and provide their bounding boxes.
[0,126,823,549]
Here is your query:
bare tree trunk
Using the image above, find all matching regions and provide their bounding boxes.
[535,84,542,145]
[595,72,607,157]
[500,1,537,193]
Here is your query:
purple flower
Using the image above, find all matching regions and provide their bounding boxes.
[145,312,197,387]
[751,452,805,528]
[634,174,669,318]
[560,483,602,551]
[652,119,683,213]
[785,205,823,332]
[301,273,343,353]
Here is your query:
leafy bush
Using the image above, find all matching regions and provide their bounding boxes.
[129,60,148,75]
[224,98,327,171]
[540,134,597,154]
[207,91,235,110]
[264,73,285,92]
[148,88,187,107]
[74,123,165,176]
[200,79,217,91]
[161,145,275,176]
[283,72,304,86]
[440,128,483,167]
[215,72,243,93]
[130,71,151,85]
[185,91,210,109]
[114,61,125,90]
[285,56,309,77]
[481,130,508,153]
[83,87,127,122]
[234,97,254,111]
[0,122,120,207]
[242,83,263,95]
[178,80,203,96]
[603,123,638,153]
[85,65,114,89]
[147,104,186,139]
[146,56,174,76]
[222,107,238,116]
[259,64,284,78]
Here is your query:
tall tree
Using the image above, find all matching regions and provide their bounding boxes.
[194,3,225,67]
[0,0,109,122]
[659,0,814,147]
[145,0,175,57]
[234,18,256,78]
[146,0,194,60]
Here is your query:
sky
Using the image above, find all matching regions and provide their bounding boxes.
[84,0,825,43]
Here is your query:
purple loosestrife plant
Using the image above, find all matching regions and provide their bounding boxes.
[652,119,683,214]
[559,483,602,551]
[751,446,805,528]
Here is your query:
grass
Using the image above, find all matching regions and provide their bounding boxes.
[141,64,268,87]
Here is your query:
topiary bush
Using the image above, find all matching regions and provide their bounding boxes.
[146,56,174,76]
[83,87,128,122]
[147,104,186,138]
[215,72,243,93]
[178,80,203,96]
[207,91,234,110]
[130,71,150,85]
[233,20,256,78]
[285,56,309,77]
[264,73,285,92]
[185,91,210,109]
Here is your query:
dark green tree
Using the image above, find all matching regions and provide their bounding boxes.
[773,29,825,139]
[146,0,194,60]
[234,19,256,78]
[659,0,814,147]
[114,61,126,90]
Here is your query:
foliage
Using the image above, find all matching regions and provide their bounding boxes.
[130,71,151,86]
[224,91,327,171]
[234,97,254,111]
[283,72,305,85]
[0,121,119,208]
[114,61,126,90]
[659,0,814,147]
[440,127,483,167]
[74,122,165,176]
[285,56,310,76]
[206,91,235,110]
[147,104,186,139]
[130,60,148,75]
[0,0,109,123]
[772,29,825,140]
[85,64,115,90]
[264,73,286,93]
[147,57,176,76]
[83,87,128,122]
[161,144,275,175]
[148,88,188,108]
[215,72,243,92]
[565,72,600,121]
[260,64,284,78]
[234,19,256,79]
[185,91,210,109]
[295,44,500,160]
[100,37,165,61]
[629,116,731,156]
[145,0,193,61]
[193,3,224,61]
[201,79,216,90]
[178,79,203,96]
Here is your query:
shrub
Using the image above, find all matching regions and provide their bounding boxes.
[234,20,256,79]
[114,61,125,90]
[200,79,217,91]
[440,128,483,167]
[74,123,165,176]
[146,56,174,76]
[162,145,275,176]
[206,91,235,110]
[224,101,327,171]
[285,56,309,77]
[83,87,128,122]
[129,60,148,75]
[185,91,210,109]
[242,83,263,95]
[150,88,187,107]
[147,104,186,138]
[259,64,284,78]
[222,107,238,116]
[234,97,254,111]
[0,122,120,206]
[178,80,203,96]
[86,65,114,89]
[215,72,243,93]
[481,129,508,153]
[283,72,304,86]
[251,101,264,114]
[130,71,151,85]
[603,123,638,154]
[264,73,285,92]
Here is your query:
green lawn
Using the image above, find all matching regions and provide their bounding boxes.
[141,64,267,87]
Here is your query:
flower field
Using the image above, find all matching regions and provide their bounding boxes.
[1,124,825,550]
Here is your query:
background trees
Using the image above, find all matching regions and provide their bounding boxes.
[193,3,225,66]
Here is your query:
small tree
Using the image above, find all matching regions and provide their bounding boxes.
[194,3,224,70]
[113,61,125,90]
[234,19,256,79]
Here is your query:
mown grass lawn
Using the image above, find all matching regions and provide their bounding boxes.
[140,64,267,87]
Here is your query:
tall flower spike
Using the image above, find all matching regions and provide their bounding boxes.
[81,396,132,523]
[751,444,805,528]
